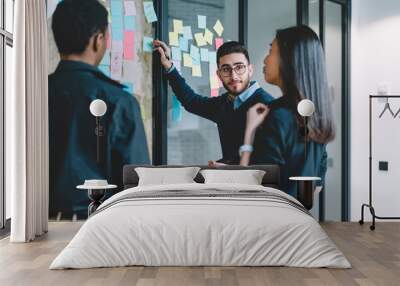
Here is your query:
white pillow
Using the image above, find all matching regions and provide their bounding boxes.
[200,169,266,185]
[135,167,201,186]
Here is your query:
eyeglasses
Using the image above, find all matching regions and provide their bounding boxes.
[218,64,247,77]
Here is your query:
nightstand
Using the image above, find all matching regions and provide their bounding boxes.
[76,183,117,216]
[289,177,321,210]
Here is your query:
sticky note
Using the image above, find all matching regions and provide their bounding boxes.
[215,37,224,49]
[183,53,192,68]
[123,82,134,94]
[111,1,123,16]
[213,19,224,36]
[124,1,136,16]
[173,19,183,33]
[211,88,219,97]
[182,26,193,40]
[169,32,179,46]
[143,1,158,23]
[98,65,110,77]
[100,50,110,65]
[171,47,181,61]
[110,52,123,80]
[123,31,135,59]
[124,15,136,30]
[190,45,200,60]
[192,65,202,77]
[194,33,207,47]
[204,28,213,45]
[198,15,206,29]
[112,40,123,53]
[208,51,217,64]
[172,95,182,122]
[143,36,154,53]
[179,37,188,52]
[210,75,220,89]
[111,13,124,40]
[200,48,209,62]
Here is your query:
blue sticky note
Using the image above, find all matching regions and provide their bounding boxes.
[208,51,217,64]
[171,47,181,61]
[200,48,209,62]
[124,15,136,31]
[179,37,188,52]
[190,44,200,62]
[143,36,154,52]
[123,82,134,94]
[172,95,182,122]
[111,1,123,16]
[100,50,110,65]
[98,65,110,77]
[198,15,206,29]
[111,13,124,40]
[143,2,158,23]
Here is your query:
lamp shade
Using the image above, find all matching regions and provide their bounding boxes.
[297,99,315,117]
[90,99,107,117]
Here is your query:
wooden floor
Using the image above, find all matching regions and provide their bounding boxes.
[0,222,399,286]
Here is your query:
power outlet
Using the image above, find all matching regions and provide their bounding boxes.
[379,161,388,171]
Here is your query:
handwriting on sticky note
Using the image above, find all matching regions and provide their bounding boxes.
[204,28,213,45]
[124,1,136,16]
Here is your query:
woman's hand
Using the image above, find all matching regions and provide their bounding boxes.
[153,40,173,70]
[246,103,270,132]
[208,160,227,167]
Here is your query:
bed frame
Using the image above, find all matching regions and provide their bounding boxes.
[123,165,281,190]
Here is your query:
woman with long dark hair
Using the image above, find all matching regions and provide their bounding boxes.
[240,25,335,197]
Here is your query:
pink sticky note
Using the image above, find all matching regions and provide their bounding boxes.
[211,88,219,97]
[106,30,111,49]
[123,31,135,59]
[215,37,224,49]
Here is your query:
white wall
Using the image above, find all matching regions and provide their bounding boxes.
[351,0,400,221]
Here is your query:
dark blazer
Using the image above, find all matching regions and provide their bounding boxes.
[251,105,328,197]
[48,60,149,218]
[167,68,274,164]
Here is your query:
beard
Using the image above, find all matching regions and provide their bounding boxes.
[221,75,251,96]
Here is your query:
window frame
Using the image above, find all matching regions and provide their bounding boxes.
[0,0,14,232]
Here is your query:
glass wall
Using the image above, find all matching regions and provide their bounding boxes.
[324,1,343,221]
[248,0,297,99]
[167,0,239,164]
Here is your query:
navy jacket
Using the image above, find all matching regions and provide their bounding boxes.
[167,68,274,164]
[251,105,328,197]
[49,60,149,218]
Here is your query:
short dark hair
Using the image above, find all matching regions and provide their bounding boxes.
[216,41,250,66]
[52,0,108,55]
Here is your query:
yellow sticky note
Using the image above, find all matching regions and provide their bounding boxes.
[213,20,224,37]
[204,28,213,45]
[169,32,179,46]
[192,65,202,77]
[194,33,207,47]
[210,75,219,89]
[183,53,193,67]
[173,19,183,33]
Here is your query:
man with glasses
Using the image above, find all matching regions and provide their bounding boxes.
[154,40,274,164]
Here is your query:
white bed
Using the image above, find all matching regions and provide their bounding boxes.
[50,182,351,269]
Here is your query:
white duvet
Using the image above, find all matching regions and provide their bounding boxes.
[50,183,351,269]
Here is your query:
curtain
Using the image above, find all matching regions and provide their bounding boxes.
[7,0,49,242]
